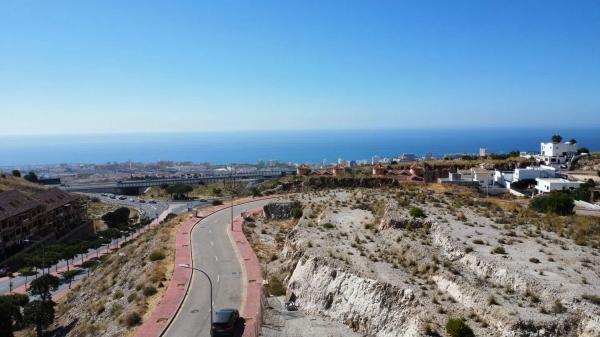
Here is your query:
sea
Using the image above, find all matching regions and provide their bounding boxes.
[0,128,599,167]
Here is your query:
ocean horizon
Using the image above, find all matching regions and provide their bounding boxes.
[1,128,599,167]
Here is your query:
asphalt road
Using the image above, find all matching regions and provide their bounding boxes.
[164,200,272,337]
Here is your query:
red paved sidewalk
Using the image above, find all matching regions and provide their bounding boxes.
[230,206,265,337]
[133,196,275,337]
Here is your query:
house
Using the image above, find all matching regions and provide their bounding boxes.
[333,163,345,176]
[494,165,557,188]
[372,163,386,176]
[296,164,311,176]
[535,178,582,194]
[439,168,493,187]
[0,188,87,258]
[539,141,578,165]
[479,148,489,157]
[514,166,556,181]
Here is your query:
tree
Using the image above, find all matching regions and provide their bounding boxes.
[551,135,563,143]
[25,274,59,337]
[11,170,20,177]
[166,183,194,200]
[29,274,59,303]
[23,172,38,183]
[530,192,575,216]
[0,294,29,337]
[578,147,590,154]
[569,139,577,144]
[102,207,130,228]
[24,300,55,337]
[446,318,474,337]
[61,270,80,289]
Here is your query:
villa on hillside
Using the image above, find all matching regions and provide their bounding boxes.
[535,178,582,195]
[537,140,578,166]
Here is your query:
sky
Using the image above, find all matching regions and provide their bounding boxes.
[1,0,600,135]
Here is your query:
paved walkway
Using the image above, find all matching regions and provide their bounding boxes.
[231,207,266,337]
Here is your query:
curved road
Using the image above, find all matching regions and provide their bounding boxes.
[164,200,272,337]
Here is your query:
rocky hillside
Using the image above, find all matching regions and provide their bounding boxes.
[246,187,600,337]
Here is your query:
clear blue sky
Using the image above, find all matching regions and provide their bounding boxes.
[1,0,599,135]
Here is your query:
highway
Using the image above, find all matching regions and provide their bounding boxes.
[164,199,272,337]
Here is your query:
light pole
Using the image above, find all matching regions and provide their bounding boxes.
[178,264,213,329]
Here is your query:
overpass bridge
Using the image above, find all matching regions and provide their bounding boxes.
[64,169,295,194]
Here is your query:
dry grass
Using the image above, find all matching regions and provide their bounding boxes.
[0,175,46,193]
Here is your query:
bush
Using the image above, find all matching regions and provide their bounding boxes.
[124,311,142,327]
[127,293,138,303]
[143,286,157,297]
[23,171,38,183]
[446,318,474,337]
[530,192,574,216]
[529,257,540,264]
[149,251,166,261]
[212,200,223,206]
[11,170,21,177]
[267,276,286,296]
[409,207,426,218]
[291,207,303,219]
[492,246,506,254]
[322,222,335,230]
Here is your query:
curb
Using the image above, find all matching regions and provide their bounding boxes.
[229,207,266,337]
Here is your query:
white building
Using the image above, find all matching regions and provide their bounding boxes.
[539,141,578,165]
[514,165,556,181]
[535,178,582,194]
[479,148,489,157]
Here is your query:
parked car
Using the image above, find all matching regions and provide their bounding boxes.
[148,199,157,204]
[211,309,239,336]
[139,199,146,203]
[118,196,127,200]
[109,195,116,199]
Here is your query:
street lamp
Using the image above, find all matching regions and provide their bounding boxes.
[178,263,214,329]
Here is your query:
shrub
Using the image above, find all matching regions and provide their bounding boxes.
[113,290,124,299]
[149,251,166,261]
[472,239,484,245]
[446,318,474,337]
[322,222,335,230]
[530,192,574,216]
[267,275,286,296]
[582,294,600,305]
[212,200,223,206]
[127,293,138,303]
[124,311,142,327]
[291,207,303,219]
[529,257,540,264]
[143,286,157,297]
[409,207,426,218]
[492,246,506,254]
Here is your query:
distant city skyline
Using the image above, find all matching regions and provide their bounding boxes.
[1,1,600,135]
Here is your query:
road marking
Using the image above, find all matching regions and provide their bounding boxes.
[210,241,214,247]
[214,256,218,261]
[217,274,220,283]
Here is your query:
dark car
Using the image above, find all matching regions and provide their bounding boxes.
[211,309,239,336]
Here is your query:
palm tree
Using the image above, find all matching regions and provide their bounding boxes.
[551,135,562,143]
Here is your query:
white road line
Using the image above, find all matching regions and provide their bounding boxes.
[210,241,214,247]
[214,255,218,261]
[217,274,220,283]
